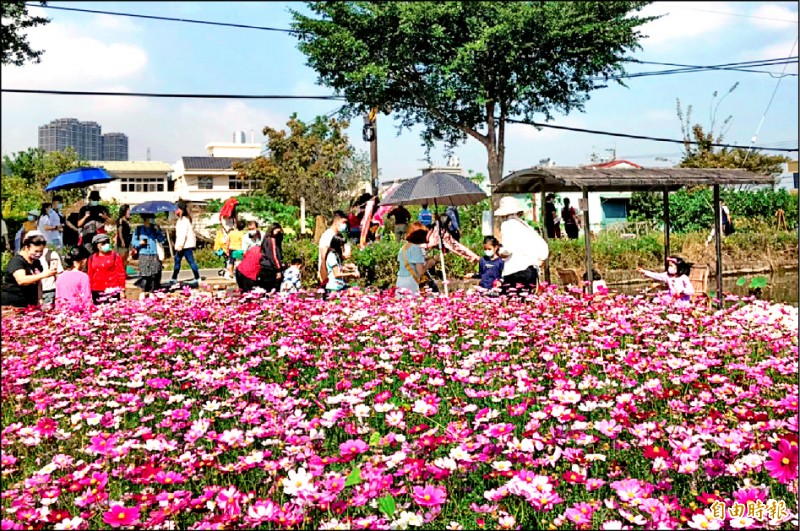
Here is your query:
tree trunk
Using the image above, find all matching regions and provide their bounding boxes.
[484,102,506,237]
[487,152,504,237]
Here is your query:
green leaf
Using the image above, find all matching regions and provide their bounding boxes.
[345,467,362,487]
[378,495,396,518]
[369,431,381,447]
[750,276,768,289]
[736,277,747,287]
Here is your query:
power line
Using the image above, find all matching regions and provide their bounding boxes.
[28,3,296,33]
[604,57,798,81]
[505,117,798,153]
[5,86,795,152]
[1,88,345,100]
[743,37,799,164]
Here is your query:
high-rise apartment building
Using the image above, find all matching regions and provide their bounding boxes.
[38,118,128,161]
[102,132,129,161]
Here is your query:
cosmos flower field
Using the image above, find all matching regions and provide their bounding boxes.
[1,287,798,530]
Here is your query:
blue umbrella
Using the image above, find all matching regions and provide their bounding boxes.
[130,201,177,214]
[45,167,116,192]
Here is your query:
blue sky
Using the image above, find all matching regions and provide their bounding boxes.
[1,1,797,182]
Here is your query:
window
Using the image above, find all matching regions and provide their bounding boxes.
[228,176,256,190]
[197,176,214,190]
[120,177,165,193]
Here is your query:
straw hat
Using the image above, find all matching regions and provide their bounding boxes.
[493,196,525,217]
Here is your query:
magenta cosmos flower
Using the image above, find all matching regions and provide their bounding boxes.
[102,505,140,528]
[764,439,799,484]
[412,485,447,507]
[339,439,369,458]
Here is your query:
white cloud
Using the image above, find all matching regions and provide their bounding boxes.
[0,8,148,90]
[637,2,738,48]
[749,4,799,29]
[739,38,799,75]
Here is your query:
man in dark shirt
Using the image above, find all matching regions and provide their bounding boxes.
[388,205,411,241]
[544,193,561,239]
[77,190,111,253]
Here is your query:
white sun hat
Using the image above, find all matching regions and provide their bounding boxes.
[493,196,525,217]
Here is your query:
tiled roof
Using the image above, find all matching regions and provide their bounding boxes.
[88,161,173,172]
[182,157,251,171]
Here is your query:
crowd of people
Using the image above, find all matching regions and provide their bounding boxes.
[1,193,207,310]
[4,186,721,311]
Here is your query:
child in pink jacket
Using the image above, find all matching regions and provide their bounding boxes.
[638,256,694,302]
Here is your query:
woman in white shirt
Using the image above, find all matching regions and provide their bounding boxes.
[494,196,549,294]
[169,202,201,285]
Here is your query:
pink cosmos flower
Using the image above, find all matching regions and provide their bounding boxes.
[339,439,369,458]
[412,485,447,507]
[564,502,594,525]
[764,438,799,483]
[102,505,140,528]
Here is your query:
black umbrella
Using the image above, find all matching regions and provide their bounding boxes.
[380,172,487,207]
[381,172,488,295]
[130,201,177,214]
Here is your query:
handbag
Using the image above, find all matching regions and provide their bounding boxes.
[156,241,165,261]
[401,244,429,285]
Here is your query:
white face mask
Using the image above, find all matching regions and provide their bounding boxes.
[668,265,677,275]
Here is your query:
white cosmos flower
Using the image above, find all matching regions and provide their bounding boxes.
[282,467,314,496]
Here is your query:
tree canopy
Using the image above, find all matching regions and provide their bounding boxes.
[291,1,655,201]
[2,147,86,216]
[234,114,368,217]
[1,1,50,66]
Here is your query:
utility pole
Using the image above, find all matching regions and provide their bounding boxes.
[364,108,379,194]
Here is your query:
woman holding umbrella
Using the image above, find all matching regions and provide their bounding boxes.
[133,213,167,295]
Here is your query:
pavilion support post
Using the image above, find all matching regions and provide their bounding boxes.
[582,187,593,294]
[663,187,670,269]
[713,184,723,308]
[540,189,550,284]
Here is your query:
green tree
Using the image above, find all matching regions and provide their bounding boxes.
[1,1,50,66]
[2,147,86,216]
[291,1,655,218]
[234,114,361,216]
[676,85,788,176]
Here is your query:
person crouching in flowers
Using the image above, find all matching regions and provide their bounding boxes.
[87,233,126,304]
[638,256,694,302]
[464,236,504,296]
[325,234,360,295]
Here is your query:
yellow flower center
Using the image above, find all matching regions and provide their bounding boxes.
[117,512,126,519]
[782,457,790,465]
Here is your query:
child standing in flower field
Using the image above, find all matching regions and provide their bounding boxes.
[638,256,694,302]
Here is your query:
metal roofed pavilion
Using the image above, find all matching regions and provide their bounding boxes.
[494,167,775,193]
[493,166,777,303]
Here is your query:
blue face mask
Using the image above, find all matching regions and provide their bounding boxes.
[100,243,112,253]
[90,201,99,207]
[339,224,347,233]
[28,215,36,221]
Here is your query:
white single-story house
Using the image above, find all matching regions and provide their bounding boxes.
[86,161,175,204]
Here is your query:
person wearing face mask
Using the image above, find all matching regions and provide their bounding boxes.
[115,205,133,265]
[638,256,694,302]
[1,233,57,309]
[318,211,348,288]
[22,230,64,306]
[133,214,167,295]
[259,223,286,293]
[78,191,111,254]
[87,233,126,304]
[38,199,64,249]
[241,220,263,253]
[170,202,201,285]
[464,236,505,295]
